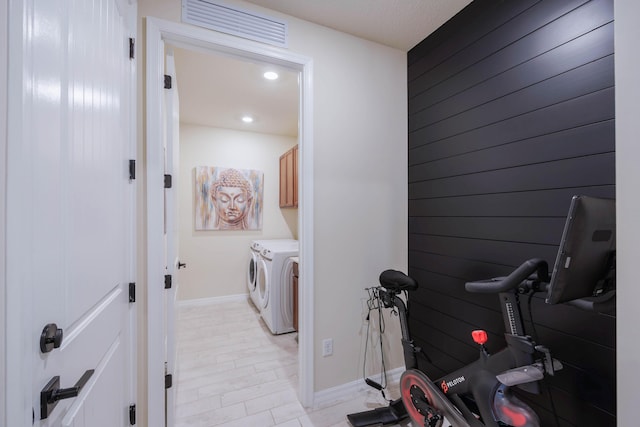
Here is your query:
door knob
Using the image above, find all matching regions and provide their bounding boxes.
[178,261,186,269]
[40,323,63,353]
[40,369,94,419]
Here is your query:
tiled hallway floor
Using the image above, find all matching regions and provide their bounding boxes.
[174,299,415,427]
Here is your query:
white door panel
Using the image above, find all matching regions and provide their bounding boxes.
[6,0,136,425]
[61,335,125,427]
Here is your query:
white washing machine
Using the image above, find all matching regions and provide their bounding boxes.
[247,241,264,309]
[247,239,297,310]
[256,240,299,334]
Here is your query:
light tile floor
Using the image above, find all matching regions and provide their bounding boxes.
[174,299,418,427]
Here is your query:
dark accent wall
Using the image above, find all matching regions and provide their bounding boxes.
[407,0,615,425]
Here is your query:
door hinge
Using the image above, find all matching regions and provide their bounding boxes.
[164,274,172,289]
[164,74,172,89]
[164,174,172,189]
[165,374,173,389]
[129,38,135,60]
[129,159,136,180]
[129,283,136,303]
[129,404,136,425]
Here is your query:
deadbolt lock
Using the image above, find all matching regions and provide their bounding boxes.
[40,323,63,353]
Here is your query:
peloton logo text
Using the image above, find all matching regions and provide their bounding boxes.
[440,376,465,394]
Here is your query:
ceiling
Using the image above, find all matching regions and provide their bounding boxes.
[243,0,473,52]
[174,0,472,136]
[173,47,300,136]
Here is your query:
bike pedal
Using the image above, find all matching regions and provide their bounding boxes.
[416,406,443,427]
[425,413,444,427]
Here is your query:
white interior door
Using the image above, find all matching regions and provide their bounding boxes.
[6,0,137,426]
[163,48,180,427]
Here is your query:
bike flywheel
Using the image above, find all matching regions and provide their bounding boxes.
[400,369,445,427]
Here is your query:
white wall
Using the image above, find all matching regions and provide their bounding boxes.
[614,0,640,424]
[138,0,408,393]
[178,124,298,301]
[0,0,7,423]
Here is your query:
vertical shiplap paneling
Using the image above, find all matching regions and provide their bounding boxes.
[407,0,615,425]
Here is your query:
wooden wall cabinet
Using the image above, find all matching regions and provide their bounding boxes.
[279,145,298,208]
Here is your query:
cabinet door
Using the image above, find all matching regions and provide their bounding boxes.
[293,145,299,207]
[285,148,295,206]
[280,153,288,207]
[279,145,298,208]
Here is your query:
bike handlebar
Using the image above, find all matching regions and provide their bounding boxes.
[465,258,549,294]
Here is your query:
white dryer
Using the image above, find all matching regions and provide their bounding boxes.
[256,240,299,334]
[247,239,297,310]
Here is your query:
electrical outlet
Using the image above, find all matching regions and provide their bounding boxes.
[322,338,333,357]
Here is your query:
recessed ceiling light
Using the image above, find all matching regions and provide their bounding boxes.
[263,71,279,80]
[241,116,254,123]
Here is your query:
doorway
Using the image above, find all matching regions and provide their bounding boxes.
[170,46,299,301]
[145,18,315,426]
[170,43,300,424]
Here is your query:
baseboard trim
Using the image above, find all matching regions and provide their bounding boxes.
[176,293,248,308]
[312,366,405,410]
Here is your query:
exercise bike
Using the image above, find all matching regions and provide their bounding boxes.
[349,260,560,427]
[348,195,616,427]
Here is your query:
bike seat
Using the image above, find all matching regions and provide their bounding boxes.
[379,270,418,292]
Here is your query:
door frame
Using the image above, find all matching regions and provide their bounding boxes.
[145,17,315,426]
[1,0,7,424]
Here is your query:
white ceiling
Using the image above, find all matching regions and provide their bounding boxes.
[243,0,473,51]
[173,47,300,136]
[174,0,472,136]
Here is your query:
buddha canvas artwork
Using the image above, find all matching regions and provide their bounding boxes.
[195,166,264,231]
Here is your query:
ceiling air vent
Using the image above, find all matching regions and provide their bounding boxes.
[182,0,288,48]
